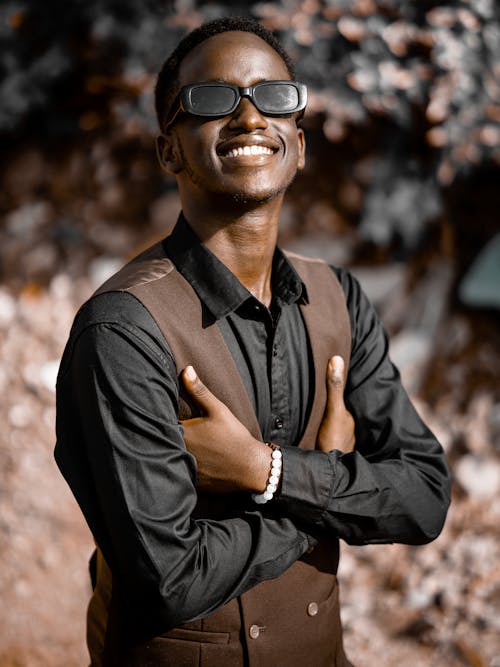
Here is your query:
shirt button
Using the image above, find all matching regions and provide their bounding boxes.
[307,602,319,617]
[249,624,261,639]
[272,344,278,357]
[306,545,315,554]
[274,416,283,430]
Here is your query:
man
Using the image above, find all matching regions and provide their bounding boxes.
[55,17,450,667]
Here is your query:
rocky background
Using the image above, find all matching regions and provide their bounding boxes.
[1,1,499,665]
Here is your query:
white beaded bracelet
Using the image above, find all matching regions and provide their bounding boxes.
[252,443,282,505]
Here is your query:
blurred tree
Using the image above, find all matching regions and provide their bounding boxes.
[2,1,498,174]
[0,0,499,280]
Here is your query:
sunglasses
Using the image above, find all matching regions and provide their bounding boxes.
[164,80,307,130]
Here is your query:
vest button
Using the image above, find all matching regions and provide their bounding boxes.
[307,602,319,617]
[274,416,283,430]
[249,624,261,639]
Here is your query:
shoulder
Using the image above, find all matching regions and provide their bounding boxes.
[74,290,158,334]
[70,236,179,347]
[93,241,175,296]
[57,290,176,390]
[284,248,363,307]
[284,249,330,266]
[66,290,173,367]
[323,264,382,344]
[329,265,363,305]
[284,249,346,297]
[284,249,357,292]
[284,249,337,282]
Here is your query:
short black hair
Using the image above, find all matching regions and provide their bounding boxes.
[154,17,296,132]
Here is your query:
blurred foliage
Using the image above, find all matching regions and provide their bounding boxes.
[0,0,499,281]
[2,1,499,176]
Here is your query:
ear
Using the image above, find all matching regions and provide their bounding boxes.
[156,133,182,174]
[297,127,306,171]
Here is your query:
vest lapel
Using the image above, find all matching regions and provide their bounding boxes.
[128,264,262,441]
[287,253,352,452]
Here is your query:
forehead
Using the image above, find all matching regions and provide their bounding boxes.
[178,31,291,87]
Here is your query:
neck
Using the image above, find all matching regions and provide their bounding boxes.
[181,194,284,307]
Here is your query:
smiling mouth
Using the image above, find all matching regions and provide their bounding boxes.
[221,145,276,158]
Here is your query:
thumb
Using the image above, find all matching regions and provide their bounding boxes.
[326,355,346,412]
[182,365,219,414]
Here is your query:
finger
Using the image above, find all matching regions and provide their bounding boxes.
[326,355,346,412]
[182,365,219,413]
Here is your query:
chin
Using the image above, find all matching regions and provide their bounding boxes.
[230,190,278,205]
[225,176,296,206]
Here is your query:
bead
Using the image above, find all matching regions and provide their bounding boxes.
[252,444,282,505]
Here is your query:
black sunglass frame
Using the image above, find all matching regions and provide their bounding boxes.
[164,80,307,130]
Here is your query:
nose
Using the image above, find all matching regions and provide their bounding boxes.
[228,97,268,131]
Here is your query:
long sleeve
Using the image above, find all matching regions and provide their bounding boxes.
[55,292,310,630]
[276,268,451,545]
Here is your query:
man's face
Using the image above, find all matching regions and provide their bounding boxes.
[160,31,306,206]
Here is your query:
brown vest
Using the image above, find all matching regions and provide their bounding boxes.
[88,240,353,667]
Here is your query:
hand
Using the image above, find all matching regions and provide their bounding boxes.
[181,366,271,493]
[316,355,355,454]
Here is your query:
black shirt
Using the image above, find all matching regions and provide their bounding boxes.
[55,215,450,628]
[162,218,312,446]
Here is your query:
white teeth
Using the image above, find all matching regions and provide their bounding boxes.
[224,145,274,158]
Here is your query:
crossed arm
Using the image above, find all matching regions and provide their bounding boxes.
[180,354,355,495]
[181,335,449,547]
[55,271,450,629]
[178,268,450,547]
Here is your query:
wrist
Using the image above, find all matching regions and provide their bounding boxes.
[248,440,273,493]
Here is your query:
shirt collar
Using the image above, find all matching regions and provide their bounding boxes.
[163,213,308,321]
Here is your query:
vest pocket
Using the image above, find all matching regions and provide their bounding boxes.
[160,627,230,644]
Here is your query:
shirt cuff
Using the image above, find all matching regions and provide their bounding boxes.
[276,446,334,524]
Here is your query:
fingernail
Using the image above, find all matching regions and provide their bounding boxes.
[332,355,343,382]
[185,365,197,381]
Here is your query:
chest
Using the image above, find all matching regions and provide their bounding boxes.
[218,304,311,446]
[126,253,351,452]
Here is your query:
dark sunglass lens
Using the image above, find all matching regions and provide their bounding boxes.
[254,84,299,113]
[190,86,237,115]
